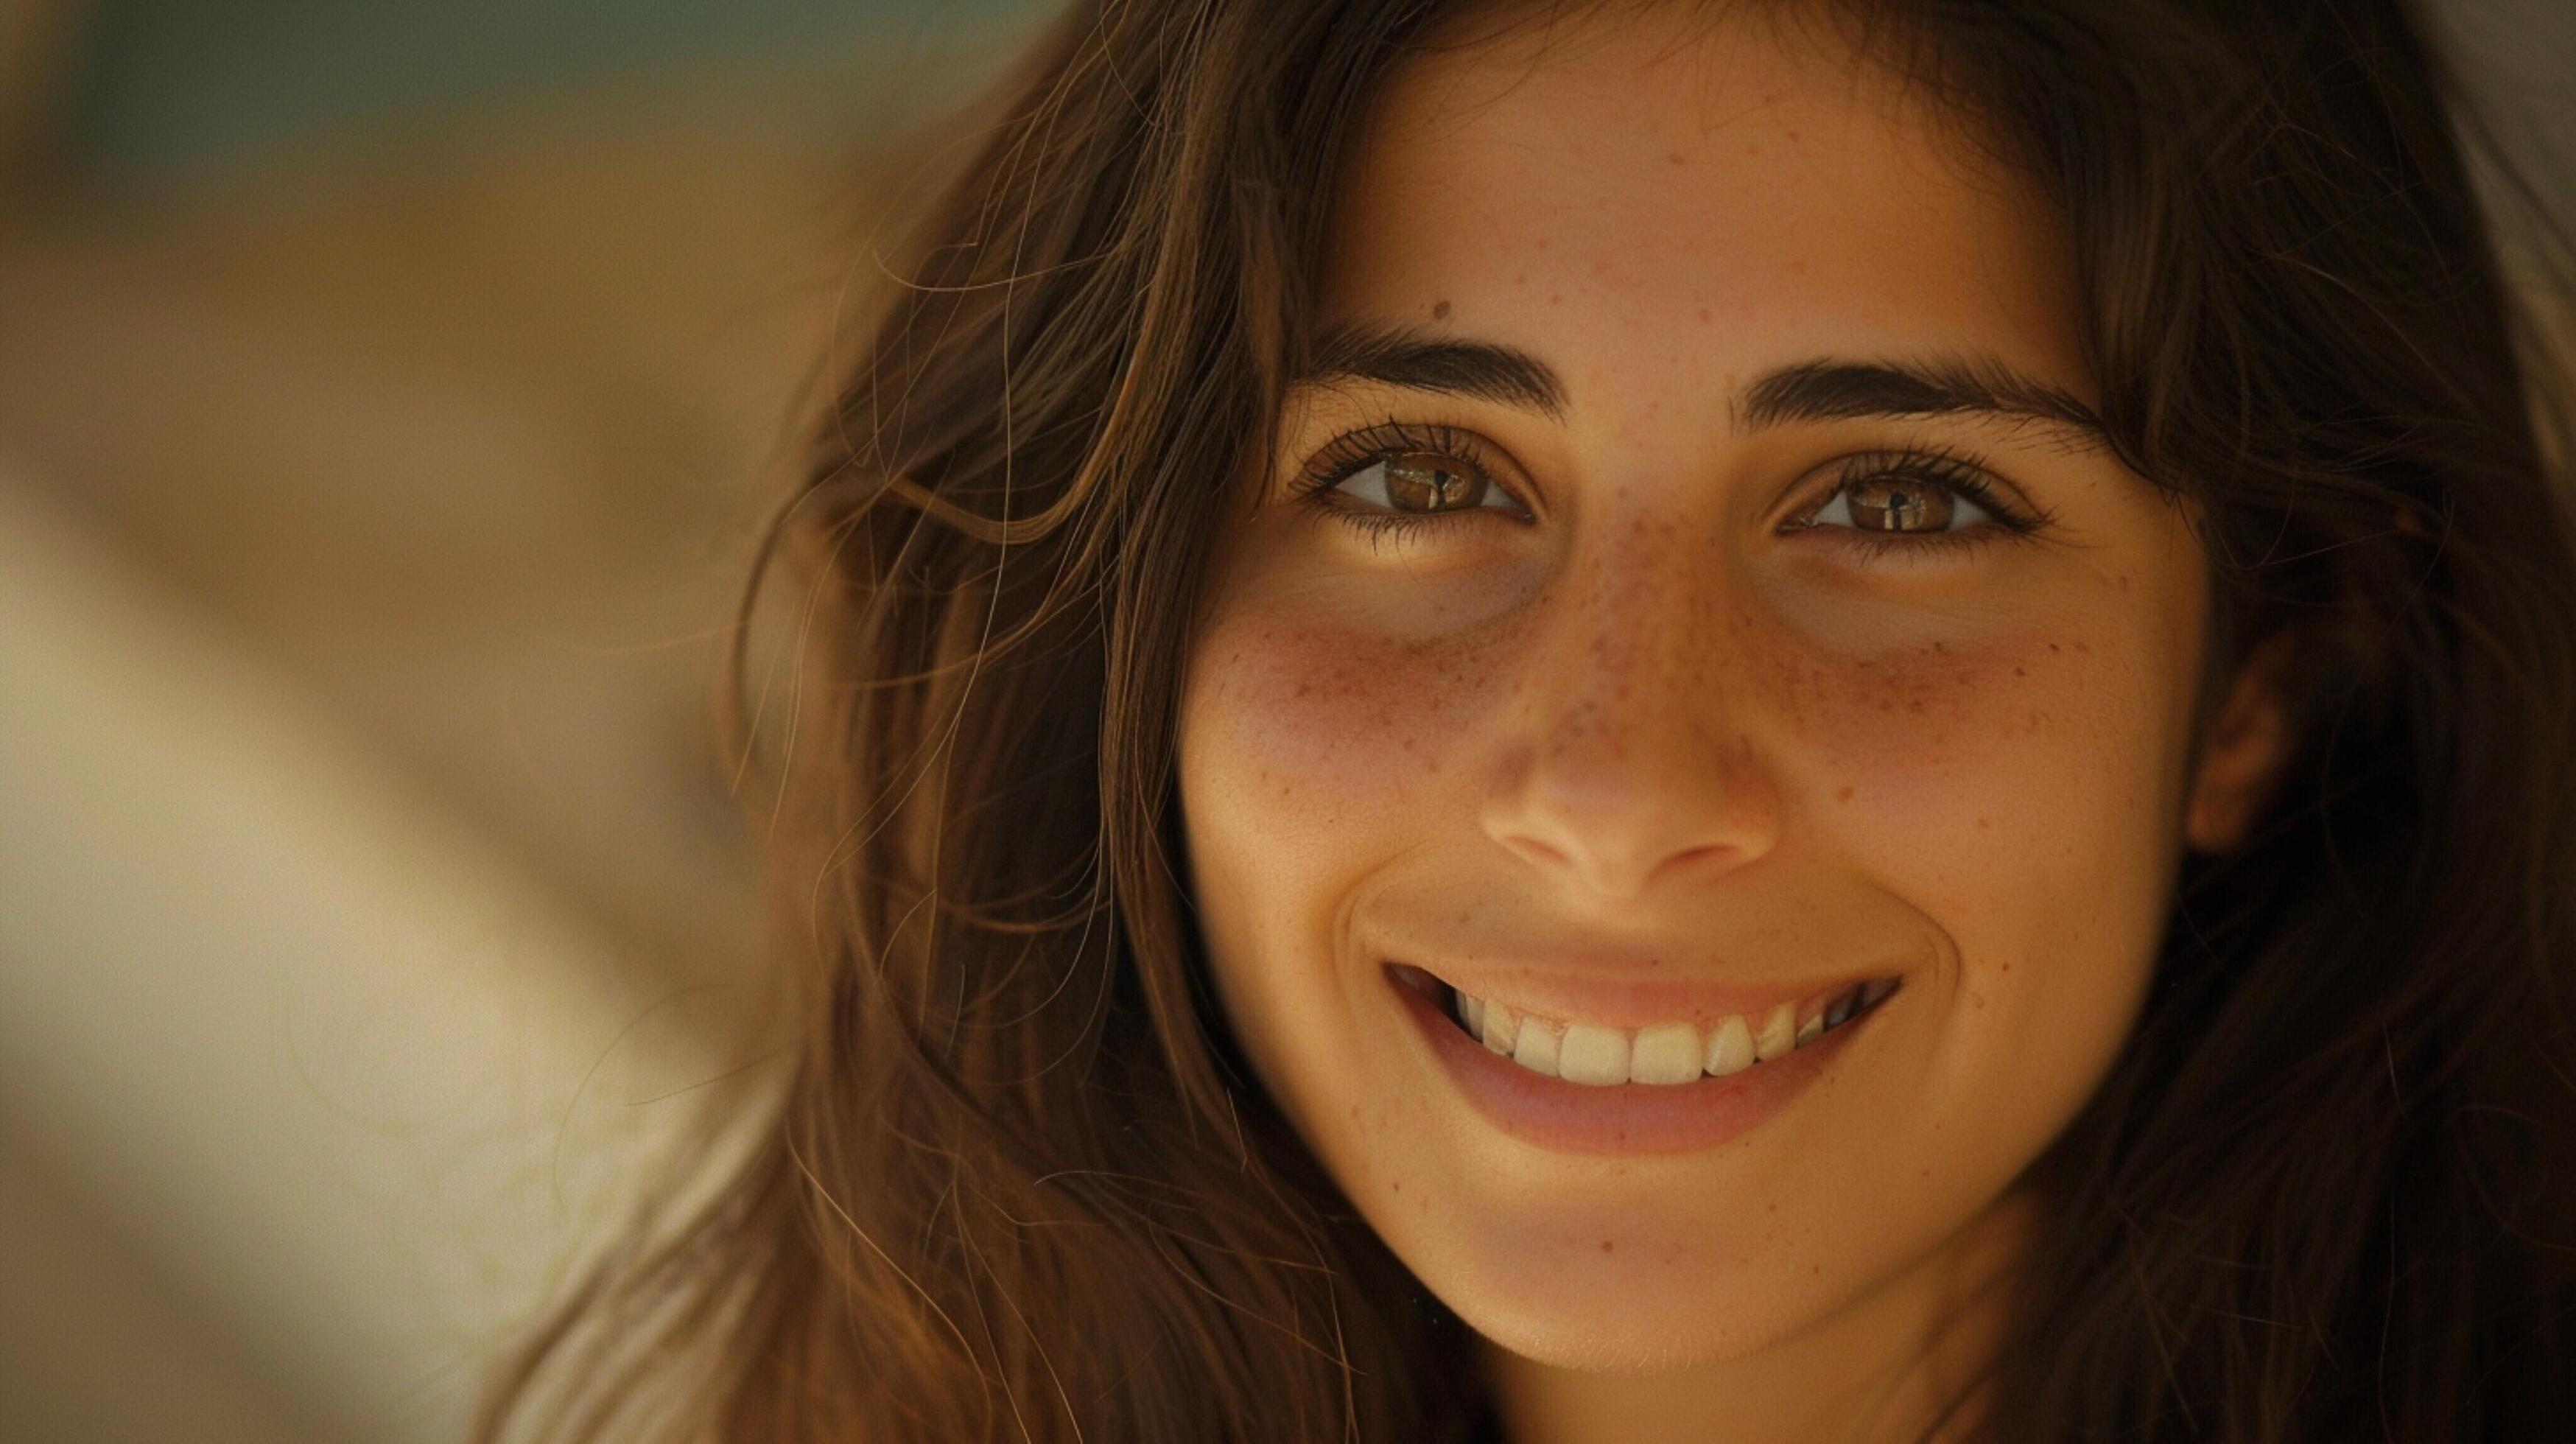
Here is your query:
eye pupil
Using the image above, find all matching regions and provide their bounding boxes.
[1383,451,1486,512]
[1849,475,1954,533]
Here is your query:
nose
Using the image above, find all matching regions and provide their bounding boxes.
[1480,546,1781,902]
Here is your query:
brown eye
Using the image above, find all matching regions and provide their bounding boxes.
[1845,474,1957,533]
[1783,449,2040,561]
[1379,450,1492,512]
[1291,422,1533,541]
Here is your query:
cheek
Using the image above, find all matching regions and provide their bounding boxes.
[1794,627,2192,1104]
[1803,643,2094,900]
[1182,611,1502,846]
[1177,603,1513,1149]
[1797,624,2181,878]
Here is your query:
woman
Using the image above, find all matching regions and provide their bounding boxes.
[479,0,2576,1438]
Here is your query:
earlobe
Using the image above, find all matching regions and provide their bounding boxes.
[2183,631,2303,855]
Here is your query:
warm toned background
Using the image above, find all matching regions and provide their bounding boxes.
[0,3,2566,1440]
[0,4,1050,1440]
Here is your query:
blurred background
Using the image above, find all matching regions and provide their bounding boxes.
[0,1,2566,1440]
[0,2,1052,1439]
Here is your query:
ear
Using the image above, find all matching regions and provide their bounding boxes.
[2183,630,2303,856]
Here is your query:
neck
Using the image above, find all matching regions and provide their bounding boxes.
[1478,1188,2037,1444]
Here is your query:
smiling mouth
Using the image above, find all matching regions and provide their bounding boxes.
[1389,963,1898,1087]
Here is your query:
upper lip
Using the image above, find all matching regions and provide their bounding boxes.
[1387,956,1901,1030]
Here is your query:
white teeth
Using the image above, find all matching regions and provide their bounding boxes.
[1442,981,1887,1084]
[1755,1002,1797,1062]
[1512,1017,1562,1077]
[1629,1021,1705,1085]
[1705,1014,1755,1077]
[1558,1021,1634,1087]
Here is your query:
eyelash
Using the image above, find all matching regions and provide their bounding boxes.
[1289,419,1515,550]
[1286,420,2046,558]
[1794,445,2045,562]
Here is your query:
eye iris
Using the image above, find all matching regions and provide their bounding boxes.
[1847,475,1954,533]
[1382,451,1486,512]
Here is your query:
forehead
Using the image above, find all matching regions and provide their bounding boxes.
[1318,4,2088,410]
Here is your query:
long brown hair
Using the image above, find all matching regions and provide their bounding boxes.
[476,1,2576,1437]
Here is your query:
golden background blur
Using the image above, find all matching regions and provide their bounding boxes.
[0,2,2563,1440]
[0,4,1047,1438]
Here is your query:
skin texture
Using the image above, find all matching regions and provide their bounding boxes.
[1176,7,2292,1440]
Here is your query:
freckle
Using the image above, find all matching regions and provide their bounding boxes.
[1698,306,1711,323]
[2049,642,2061,653]
[1601,1239,1614,1254]
[1909,699,1925,713]
[1548,292,1562,305]
[1391,1181,1401,1193]
[1836,785,1854,802]
[1667,150,1685,165]
[2000,962,2012,972]
[1976,817,1990,830]
[2013,666,2025,677]
[1295,681,1311,696]
[1431,299,1451,320]
[2119,574,2130,592]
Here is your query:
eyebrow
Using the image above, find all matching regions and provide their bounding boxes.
[1294,321,2110,449]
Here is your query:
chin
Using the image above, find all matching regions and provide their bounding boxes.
[1433,1258,1819,1375]
[1364,1177,1861,1374]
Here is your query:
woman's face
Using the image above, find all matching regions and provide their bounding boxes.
[1178,5,2233,1379]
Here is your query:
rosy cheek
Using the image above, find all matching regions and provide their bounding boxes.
[1189,613,1499,833]
[1794,631,2172,954]
[1805,642,2040,753]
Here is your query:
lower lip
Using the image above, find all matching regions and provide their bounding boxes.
[1390,968,1873,1157]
